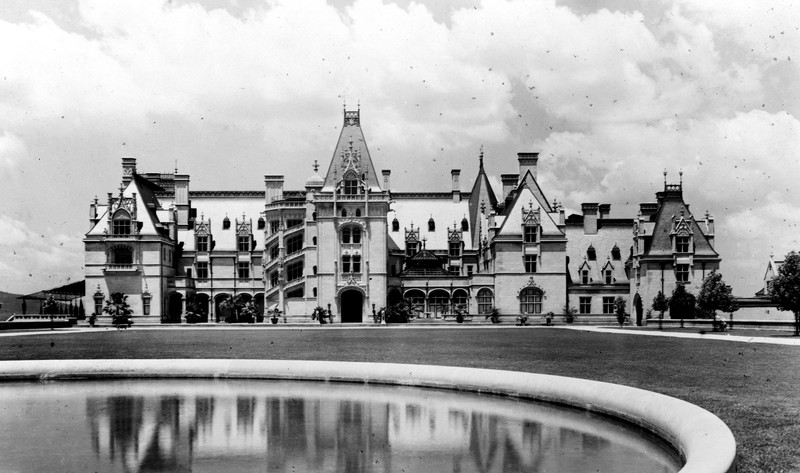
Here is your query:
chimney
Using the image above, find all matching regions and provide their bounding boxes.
[501,174,518,201]
[174,174,190,229]
[582,203,599,235]
[451,169,461,203]
[89,196,99,230]
[705,211,715,248]
[639,202,658,217]
[122,157,136,186]
[382,169,391,191]
[264,175,284,204]
[518,152,539,180]
[598,204,611,219]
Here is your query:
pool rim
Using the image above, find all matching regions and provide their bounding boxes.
[0,359,736,473]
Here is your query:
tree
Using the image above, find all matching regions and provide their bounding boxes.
[614,297,627,327]
[771,251,800,336]
[42,295,59,330]
[697,271,739,326]
[670,284,696,327]
[103,292,133,327]
[652,291,669,330]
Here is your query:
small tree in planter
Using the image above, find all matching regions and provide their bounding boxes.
[485,308,500,324]
[386,298,415,324]
[454,305,467,324]
[88,312,97,327]
[269,308,282,324]
[312,306,327,324]
[614,297,627,327]
[652,291,669,330]
[562,304,577,324]
[103,292,133,328]
[239,301,257,324]
[542,311,554,326]
[184,295,206,324]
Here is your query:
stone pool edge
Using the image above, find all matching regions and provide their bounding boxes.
[0,359,735,473]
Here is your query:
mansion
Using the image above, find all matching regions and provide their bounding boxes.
[83,108,720,324]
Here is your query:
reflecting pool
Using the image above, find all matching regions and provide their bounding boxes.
[0,379,681,472]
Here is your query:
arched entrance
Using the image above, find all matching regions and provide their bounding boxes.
[634,293,643,326]
[195,294,210,323]
[166,292,183,324]
[340,290,363,323]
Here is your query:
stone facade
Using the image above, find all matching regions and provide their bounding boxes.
[84,109,719,324]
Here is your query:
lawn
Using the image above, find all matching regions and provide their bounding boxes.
[1,326,798,473]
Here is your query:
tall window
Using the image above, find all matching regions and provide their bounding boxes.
[270,221,280,234]
[477,289,494,314]
[257,217,265,230]
[286,261,303,282]
[676,264,690,283]
[461,218,469,232]
[270,271,279,287]
[604,269,613,284]
[343,173,359,195]
[602,297,615,314]
[676,236,691,253]
[342,255,351,273]
[405,290,425,314]
[352,255,362,273]
[352,227,362,244]
[112,246,133,265]
[392,219,399,232]
[112,210,131,236]
[406,242,418,257]
[196,235,209,252]
[270,245,279,260]
[428,291,450,316]
[520,288,543,314]
[196,262,209,279]
[611,245,621,260]
[428,218,436,232]
[587,246,596,260]
[342,228,351,243]
[237,235,250,252]
[524,255,537,273]
[452,291,468,313]
[449,242,461,257]
[581,269,590,284]
[579,297,591,314]
[237,262,250,279]
[524,225,538,243]
[286,234,303,255]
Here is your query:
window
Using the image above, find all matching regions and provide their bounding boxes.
[112,246,133,265]
[587,245,596,260]
[452,291,468,313]
[270,245,279,260]
[312,236,317,245]
[406,241,418,257]
[524,255,537,273]
[342,255,351,273]
[449,242,461,257]
[312,265,317,275]
[196,262,209,279]
[602,297,615,314]
[676,264,690,283]
[237,262,250,279]
[196,235,209,252]
[428,218,435,232]
[581,269,590,284]
[611,245,621,260]
[286,261,303,282]
[448,266,459,275]
[270,271,279,287]
[341,208,348,217]
[270,221,280,234]
[524,225,538,243]
[112,210,131,236]
[579,297,591,314]
[604,269,613,284]
[344,173,359,195]
[286,219,303,229]
[223,217,230,229]
[676,236,691,253]
[342,227,351,243]
[428,291,450,316]
[392,218,399,232]
[286,287,304,298]
[142,296,150,316]
[257,217,265,230]
[405,290,425,313]
[520,288,543,314]
[312,287,317,297]
[351,227,361,244]
[467,265,474,277]
[286,234,303,255]
[355,209,361,217]
[237,235,250,252]
[461,218,469,232]
[352,255,362,273]
[477,289,494,314]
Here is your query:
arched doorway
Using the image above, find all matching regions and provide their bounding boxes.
[340,290,363,323]
[214,293,232,323]
[195,294,210,323]
[634,293,643,326]
[166,292,183,324]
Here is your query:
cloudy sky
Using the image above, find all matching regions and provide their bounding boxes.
[0,0,797,295]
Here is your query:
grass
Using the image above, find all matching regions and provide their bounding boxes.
[1,326,798,473]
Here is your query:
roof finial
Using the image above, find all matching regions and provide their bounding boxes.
[479,145,484,169]
[357,98,360,112]
[174,159,178,174]
[679,169,683,186]
[663,169,667,188]
[313,159,319,173]
[343,93,346,110]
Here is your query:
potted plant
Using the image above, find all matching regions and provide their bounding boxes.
[88,312,97,327]
[485,307,500,324]
[454,305,467,324]
[562,304,577,324]
[614,297,627,327]
[270,309,281,324]
[516,314,529,326]
[311,306,326,324]
[543,311,554,326]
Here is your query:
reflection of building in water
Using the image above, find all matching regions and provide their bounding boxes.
[84,384,678,473]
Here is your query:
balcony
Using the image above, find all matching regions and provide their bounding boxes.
[104,264,139,272]
[340,243,362,252]
[338,272,363,286]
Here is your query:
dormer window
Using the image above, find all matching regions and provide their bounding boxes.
[223,216,230,230]
[341,208,348,217]
[581,269,590,284]
[406,241,419,258]
[587,245,596,261]
[461,218,469,232]
[611,245,621,260]
[449,241,461,257]
[392,218,399,232]
[196,235,209,252]
[343,171,359,195]
[237,235,250,252]
[524,225,538,243]
[428,218,435,232]
[112,210,131,236]
[355,209,362,217]
[604,269,613,284]
[257,217,265,230]
[676,236,691,253]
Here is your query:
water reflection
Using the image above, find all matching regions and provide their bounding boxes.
[0,380,680,473]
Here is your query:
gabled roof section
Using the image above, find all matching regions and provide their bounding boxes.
[495,186,563,237]
[518,169,553,213]
[322,109,382,192]
[87,177,165,237]
[467,151,498,247]
[642,193,718,257]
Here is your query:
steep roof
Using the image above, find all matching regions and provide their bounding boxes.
[467,153,498,247]
[642,191,718,257]
[495,185,563,238]
[86,176,165,237]
[322,109,382,192]
[387,196,473,251]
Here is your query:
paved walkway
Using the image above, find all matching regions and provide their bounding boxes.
[1,324,798,346]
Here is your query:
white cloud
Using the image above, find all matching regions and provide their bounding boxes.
[0,131,29,168]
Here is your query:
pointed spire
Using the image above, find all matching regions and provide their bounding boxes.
[479,145,484,170]
[313,160,319,173]
[663,169,668,189]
